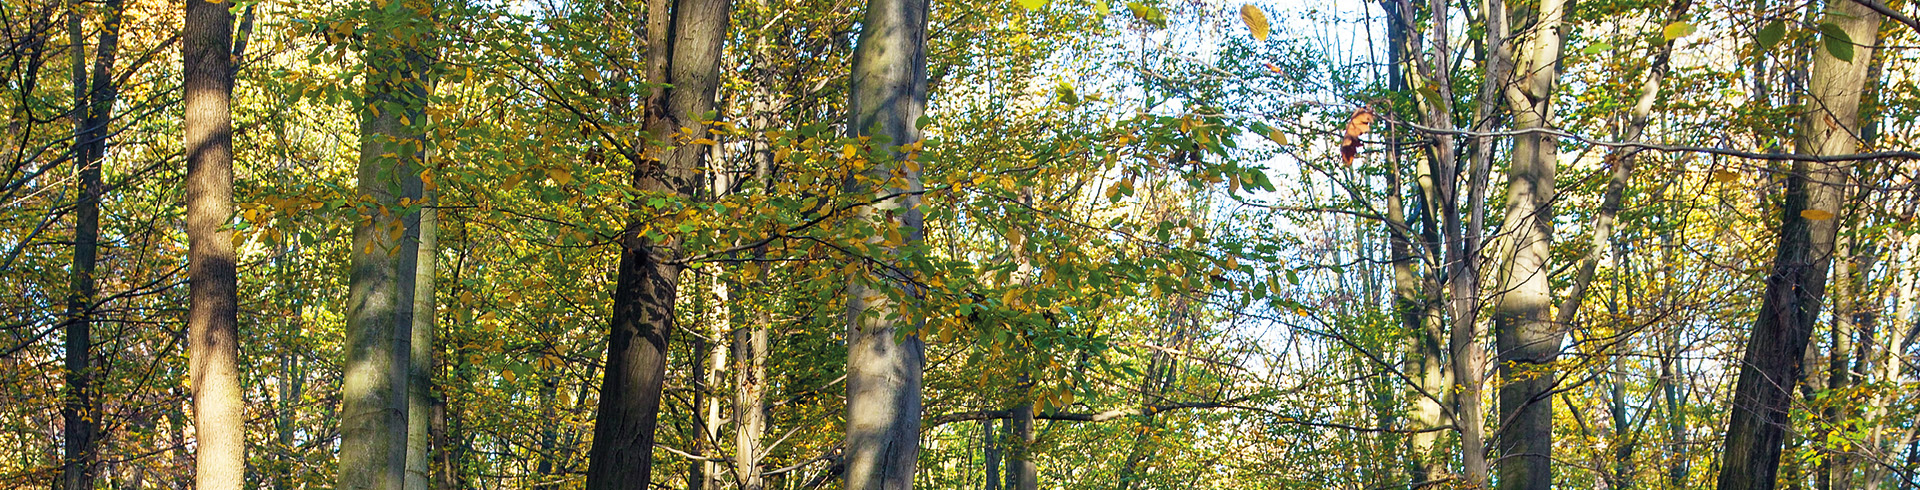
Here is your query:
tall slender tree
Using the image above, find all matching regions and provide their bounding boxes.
[184,0,243,488]
[60,0,124,487]
[583,0,733,485]
[1717,3,1881,489]
[840,0,930,485]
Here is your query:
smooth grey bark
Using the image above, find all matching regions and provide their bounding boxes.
[1379,2,1449,482]
[340,1,433,488]
[61,0,123,488]
[839,0,930,486]
[1491,0,1570,487]
[583,0,731,485]
[185,0,244,488]
[407,193,438,490]
[732,302,769,490]
[1716,3,1880,489]
[1401,0,1491,481]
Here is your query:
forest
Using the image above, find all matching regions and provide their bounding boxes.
[2,0,1919,487]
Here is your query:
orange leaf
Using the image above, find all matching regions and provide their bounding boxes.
[1339,109,1376,164]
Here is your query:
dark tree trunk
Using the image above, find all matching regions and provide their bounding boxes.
[60,1,124,488]
[583,0,732,486]
[1716,4,1880,489]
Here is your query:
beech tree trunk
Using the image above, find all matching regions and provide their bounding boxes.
[340,1,433,488]
[407,193,438,490]
[1492,0,1569,487]
[1716,3,1880,489]
[583,0,731,485]
[840,0,931,484]
[184,0,243,488]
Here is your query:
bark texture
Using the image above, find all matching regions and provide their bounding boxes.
[340,2,433,488]
[1492,0,1569,487]
[61,1,124,488]
[185,0,244,488]
[841,0,930,485]
[583,0,731,485]
[1716,3,1880,489]
[407,195,439,490]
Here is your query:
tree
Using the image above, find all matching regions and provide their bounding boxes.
[1717,3,1881,489]
[339,0,434,488]
[582,0,733,485]
[840,0,931,485]
[1491,0,1571,486]
[184,0,243,488]
[60,0,124,487]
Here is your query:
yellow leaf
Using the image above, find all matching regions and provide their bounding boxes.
[503,370,516,383]
[691,138,719,146]
[546,168,573,185]
[1711,169,1738,182]
[1018,0,1047,9]
[1240,4,1270,42]
[1800,209,1835,220]
[1266,129,1289,146]
[1663,21,1696,41]
[842,144,858,159]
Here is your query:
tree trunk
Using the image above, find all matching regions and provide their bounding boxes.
[583,0,731,485]
[1492,0,1569,487]
[732,300,769,490]
[840,0,930,486]
[1007,381,1036,490]
[340,1,433,488]
[185,0,244,488]
[1716,3,1880,489]
[61,0,124,488]
[408,195,438,490]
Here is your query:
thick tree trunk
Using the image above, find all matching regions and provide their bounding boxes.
[340,1,433,488]
[583,0,731,486]
[1492,0,1569,488]
[840,0,930,486]
[185,0,244,488]
[1716,4,1880,489]
[61,1,123,488]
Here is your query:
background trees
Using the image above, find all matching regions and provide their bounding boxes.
[1,0,1919,489]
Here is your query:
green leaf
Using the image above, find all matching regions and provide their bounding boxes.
[1056,81,1080,105]
[1240,4,1270,42]
[1581,42,1613,55]
[1820,22,1854,62]
[1662,21,1696,41]
[1018,0,1047,10]
[1756,20,1786,52]
[1127,1,1166,28]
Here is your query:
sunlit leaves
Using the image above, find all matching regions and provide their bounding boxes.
[1127,1,1166,28]
[1820,22,1855,62]
[1662,21,1695,41]
[1240,4,1269,42]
